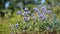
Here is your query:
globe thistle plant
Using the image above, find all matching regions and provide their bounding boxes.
[17,11,22,15]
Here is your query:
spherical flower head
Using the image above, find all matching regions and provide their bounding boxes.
[41,6,46,11]
[15,23,19,28]
[17,11,22,15]
[33,7,39,12]
[24,17,29,21]
[41,8,44,11]
[43,10,47,14]
[47,10,52,14]
[39,14,47,20]
[36,11,41,15]
[24,7,28,10]
[23,12,28,17]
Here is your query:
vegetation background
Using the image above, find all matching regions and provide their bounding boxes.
[0,0,60,34]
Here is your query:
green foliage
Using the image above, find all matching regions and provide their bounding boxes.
[0,0,60,34]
